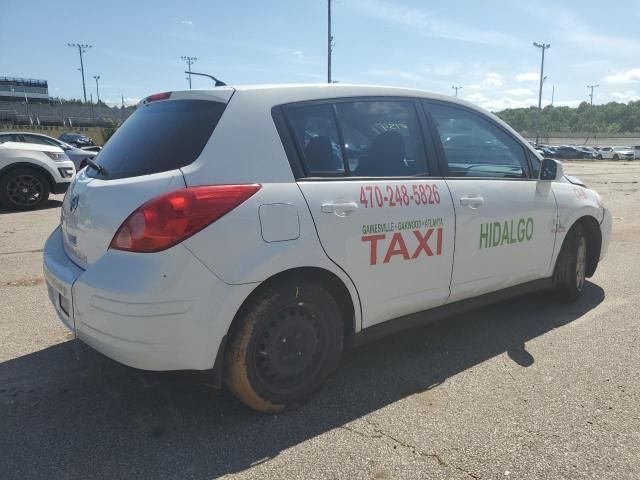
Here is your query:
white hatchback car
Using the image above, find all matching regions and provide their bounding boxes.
[0,141,75,210]
[43,85,612,412]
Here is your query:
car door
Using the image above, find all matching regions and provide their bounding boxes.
[424,101,557,303]
[282,98,456,328]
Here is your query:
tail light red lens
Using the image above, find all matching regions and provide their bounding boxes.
[110,184,261,253]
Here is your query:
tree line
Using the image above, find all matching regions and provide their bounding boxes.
[496,101,640,135]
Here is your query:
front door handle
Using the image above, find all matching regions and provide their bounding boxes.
[459,196,484,209]
[321,201,358,217]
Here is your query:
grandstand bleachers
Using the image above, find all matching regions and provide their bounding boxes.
[0,101,134,127]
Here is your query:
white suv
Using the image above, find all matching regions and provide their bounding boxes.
[43,85,612,412]
[0,141,75,210]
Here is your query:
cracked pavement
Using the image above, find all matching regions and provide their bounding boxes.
[1,162,640,479]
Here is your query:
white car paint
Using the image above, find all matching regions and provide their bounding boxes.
[43,84,612,373]
[0,141,75,207]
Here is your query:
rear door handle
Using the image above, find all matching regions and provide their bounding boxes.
[321,201,358,217]
[459,196,484,209]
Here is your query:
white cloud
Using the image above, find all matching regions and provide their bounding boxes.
[467,73,503,90]
[611,91,640,102]
[179,20,193,25]
[366,68,425,83]
[518,3,640,56]
[103,97,141,107]
[515,72,539,82]
[604,68,640,84]
[506,88,534,97]
[464,93,489,104]
[350,0,518,46]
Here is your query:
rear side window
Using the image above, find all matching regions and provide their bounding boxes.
[284,99,428,177]
[284,103,345,176]
[88,99,226,180]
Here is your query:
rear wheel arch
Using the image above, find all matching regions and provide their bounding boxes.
[228,267,357,342]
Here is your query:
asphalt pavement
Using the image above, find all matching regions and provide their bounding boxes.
[1,162,638,479]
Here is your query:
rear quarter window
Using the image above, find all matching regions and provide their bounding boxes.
[88,99,226,180]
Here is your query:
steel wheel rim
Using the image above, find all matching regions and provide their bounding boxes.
[252,303,328,394]
[576,236,587,291]
[6,174,44,207]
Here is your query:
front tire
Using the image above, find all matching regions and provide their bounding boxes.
[0,168,50,211]
[224,278,344,412]
[553,224,588,301]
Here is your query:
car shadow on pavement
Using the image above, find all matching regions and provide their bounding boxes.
[0,282,605,479]
[0,199,62,214]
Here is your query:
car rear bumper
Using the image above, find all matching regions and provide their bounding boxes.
[43,226,255,371]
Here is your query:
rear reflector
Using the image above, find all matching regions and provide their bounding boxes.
[145,92,172,102]
[110,184,261,253]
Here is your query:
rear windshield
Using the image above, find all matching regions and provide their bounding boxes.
[87,99,226,180]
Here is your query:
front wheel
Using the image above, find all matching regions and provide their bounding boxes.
[553,224,588,301]
[224,278,344,412]
[0,168,50,211]
[613,154,620,160]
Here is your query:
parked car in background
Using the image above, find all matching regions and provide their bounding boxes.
[535,146,556,157]
[552,146,590,159]
[0,132,97,170]
[611,146,635,161]
[80,145,102,153]
[576,146,597,159]
[59,132,96,148]
[596,147,612,159]
[0,140,75,210]
[633,145,640,159]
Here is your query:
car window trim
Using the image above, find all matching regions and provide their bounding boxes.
[422,99,535,181]
[274,95,440,180]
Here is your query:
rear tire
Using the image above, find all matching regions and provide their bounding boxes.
[553,224,588,301]
[613,154,620,160]
[0,168,50,211]
[224,278,344,413]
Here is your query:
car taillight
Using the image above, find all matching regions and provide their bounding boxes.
[110,184,261,253]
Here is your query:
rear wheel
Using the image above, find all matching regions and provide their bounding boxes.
[613,154,620,160]
[0,168,50,211]
[553,224,588,301]
[224,278,344,412]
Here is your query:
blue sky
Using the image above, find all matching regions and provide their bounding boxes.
[3,0,640,111]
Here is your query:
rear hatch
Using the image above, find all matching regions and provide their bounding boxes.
[60,89,234,268]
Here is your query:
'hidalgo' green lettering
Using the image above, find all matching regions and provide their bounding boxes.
[479,217,534,249]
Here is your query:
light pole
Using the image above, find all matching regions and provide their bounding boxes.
[533,42,550,145]
[327,0,334,84]
[93,75,101,104]
[452,86,462,97]
[587,84,599,106]
[68,43,92,103]
[181,56,197,89]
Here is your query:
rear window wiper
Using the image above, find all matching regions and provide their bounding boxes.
[85,158,109,176]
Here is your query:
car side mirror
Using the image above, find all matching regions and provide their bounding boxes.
[539,158,564,181]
